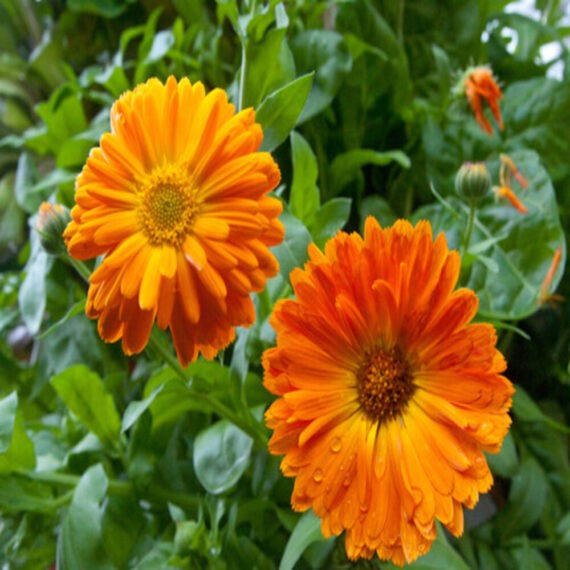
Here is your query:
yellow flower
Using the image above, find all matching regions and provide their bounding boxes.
[64,77,284,366]
[263,218,514,566]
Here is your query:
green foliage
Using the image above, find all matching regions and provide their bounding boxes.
[0,0,569,569]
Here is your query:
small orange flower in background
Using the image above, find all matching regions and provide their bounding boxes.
[64,76,284,366]
[263,218,514,566]
[538,246,564,307]
[464,66,504,135]
[494,153,528,214]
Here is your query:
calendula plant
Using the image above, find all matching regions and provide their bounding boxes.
[0,1,568,569]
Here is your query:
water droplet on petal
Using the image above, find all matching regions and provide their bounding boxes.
[330,437,342,453]
[313,468,324,483]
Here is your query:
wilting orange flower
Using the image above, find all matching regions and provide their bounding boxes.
[538,247,564,306]
[464,67,503,135]
[64,76,284,366]
[263,218,513,566]
[495,186,528,214]
[494,153,528,214]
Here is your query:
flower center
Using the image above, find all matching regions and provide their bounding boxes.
[356,346,415,422]
[137,165,199,247]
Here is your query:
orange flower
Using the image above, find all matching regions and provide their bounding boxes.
[464,67,503,135]
[263,218,513,566]
[495,186,528,214]
[493,154,528,214]
[64,77,284,366]
[538,247,563,306]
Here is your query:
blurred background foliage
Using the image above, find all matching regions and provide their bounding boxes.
[0,0,568,568]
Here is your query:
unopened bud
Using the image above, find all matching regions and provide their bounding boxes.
[455,162,491,201]
[37,202,71,255]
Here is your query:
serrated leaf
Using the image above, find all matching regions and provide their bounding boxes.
[193,420,253,495]
[256,73,313,152]
[51,365,121,449]
[289,132,319,224]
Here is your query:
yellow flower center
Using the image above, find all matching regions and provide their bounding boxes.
[357,346,415,422]
[137,165,200,246]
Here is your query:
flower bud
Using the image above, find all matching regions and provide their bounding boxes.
[37,202,71,255]
[455,162,491,201]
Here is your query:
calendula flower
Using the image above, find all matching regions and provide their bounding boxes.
[263,218,513,566]
[37,202,71,255]
[463,66,503,135]
[493,153,528,214]
[64,77,284,366]
[538,246,564,306]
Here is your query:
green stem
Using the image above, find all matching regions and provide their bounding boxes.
[20,470,199,514]
[238,43,249,112]
[463,199,476,254]
[65,254,92,283]
[147,331,268,449]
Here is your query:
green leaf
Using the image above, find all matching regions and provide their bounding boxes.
[291,30,352,122]
[329,149,410,197]
[359,196,398,233]
[256,73,313,152]
[193,420,253,495]
[121,386,163,433]
[67,0,127,17]
[14,152,39,213]
[38,299,86,340]
[242,24,293,109]
[289,132,319,225]
[58,464,114,570]
[0,392,35,474]
[512,384,570,434]
[485,432,519,477]
[144,30,175,64]
[408,525,470,569]
[101,496,146,568]
[494,457,548,541]
[279,510,329,570]
[0,475,54,512]
[309,198,352,249]
[412,150,566,320]
[557,512,570,545]
[18,230,52,335]
[51,365,121,449]
[271,205,312,280]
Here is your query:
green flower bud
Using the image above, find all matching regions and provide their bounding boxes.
[454,162,491,201]
[36,202,71,255]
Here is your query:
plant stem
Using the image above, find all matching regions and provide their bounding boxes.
[65,254,91,283]
[20,470,200,514]
[463,199,476,254]
[147,331,268,449]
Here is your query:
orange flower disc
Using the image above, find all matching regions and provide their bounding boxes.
[64,76,284,366]
[263,218,513,566]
